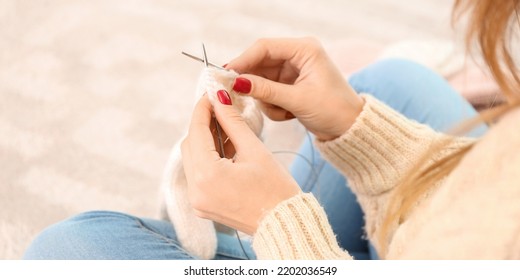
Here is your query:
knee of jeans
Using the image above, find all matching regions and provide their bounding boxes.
[349,58,453,104]
[23,211,132,259]
[68,210,136,222]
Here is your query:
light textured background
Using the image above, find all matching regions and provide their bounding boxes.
[0,0,455,259]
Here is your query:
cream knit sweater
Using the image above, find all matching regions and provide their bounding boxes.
[252,94,520,259]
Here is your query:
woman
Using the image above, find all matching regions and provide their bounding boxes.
[24,0,520,259]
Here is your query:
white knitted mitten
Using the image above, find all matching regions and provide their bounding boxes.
[159,67,263,259]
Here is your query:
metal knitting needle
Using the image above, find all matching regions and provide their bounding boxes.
[181,51,227,70]
[198,44,250,259]
[200,43,226,158]
[201,43,209,68]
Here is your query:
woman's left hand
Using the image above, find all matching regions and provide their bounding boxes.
[181,90,301,235]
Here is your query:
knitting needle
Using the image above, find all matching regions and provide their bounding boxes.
[181,51,227,70]
[200,43,226,158]
[185,44,251,259]
[201,43,209,68]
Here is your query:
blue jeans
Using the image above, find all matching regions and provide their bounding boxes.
[23,59,486,260]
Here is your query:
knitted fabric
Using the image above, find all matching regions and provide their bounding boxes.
[198,68,263,135]
[253,193,352,259]
[159,67,263,259]
[315,95,474,250]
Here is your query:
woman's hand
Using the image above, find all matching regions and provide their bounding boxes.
[227,37,364,141]
[181,92,301,235]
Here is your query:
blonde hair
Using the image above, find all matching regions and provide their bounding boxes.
[378,0,520,256]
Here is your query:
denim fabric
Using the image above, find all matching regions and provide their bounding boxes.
[24,210,255,260]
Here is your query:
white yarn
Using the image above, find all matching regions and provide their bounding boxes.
[198,67,264,136]
[159,67,263,259]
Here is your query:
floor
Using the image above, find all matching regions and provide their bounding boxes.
[0,0,456,259]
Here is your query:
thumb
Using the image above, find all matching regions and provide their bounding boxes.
[213,89,263,156]
[235,74,297,113]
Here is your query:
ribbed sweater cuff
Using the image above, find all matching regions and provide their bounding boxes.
[316,94,442,196]
[252,193,352,260]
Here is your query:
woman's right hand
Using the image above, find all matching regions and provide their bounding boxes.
[227,37,365,141]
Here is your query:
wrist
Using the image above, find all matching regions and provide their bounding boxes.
[252,187,301,235]
[318,95,365,141]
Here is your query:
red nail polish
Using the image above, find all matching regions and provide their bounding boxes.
[217,90,232,105]
[232,77,252,94]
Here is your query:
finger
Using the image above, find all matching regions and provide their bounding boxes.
[210,117,236,159]
[187,95,221,168]
[213,89,264,157]
[236,73,299,114]
[259,102,293,121]
[180,138,194,186]
[227,37,316,74]
[181,138,209,217]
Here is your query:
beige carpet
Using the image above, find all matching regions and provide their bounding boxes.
[0,0,454,259]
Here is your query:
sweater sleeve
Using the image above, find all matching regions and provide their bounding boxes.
[315,94,474,250]
[251,94,474,259]
[316,94,449,196]
[252,193,353,259]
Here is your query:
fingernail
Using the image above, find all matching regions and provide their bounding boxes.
[222,63,228,68]
[217,89,232,105]
[232,77,252,94]
[285,111,295,120]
